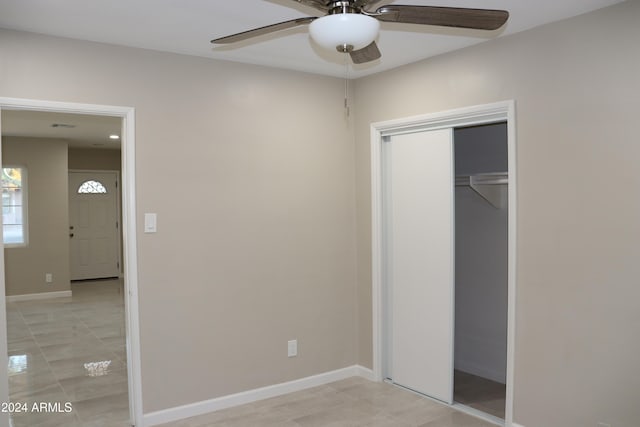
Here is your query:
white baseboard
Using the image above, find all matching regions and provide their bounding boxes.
[511,423,525,427]
[6,290,72,302]
[354,365,375,381]
[143,364,374,426]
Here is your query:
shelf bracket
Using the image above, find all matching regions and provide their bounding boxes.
[455,173,508,209]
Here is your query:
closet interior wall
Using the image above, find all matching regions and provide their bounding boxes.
[454,122,508,384]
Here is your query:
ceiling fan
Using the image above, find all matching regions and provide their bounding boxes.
[211,1,509,64]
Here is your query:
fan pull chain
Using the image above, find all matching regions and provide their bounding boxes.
[344,52,350,117]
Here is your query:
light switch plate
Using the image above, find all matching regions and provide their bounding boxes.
[144,213,157,233]
[288,340,297,357]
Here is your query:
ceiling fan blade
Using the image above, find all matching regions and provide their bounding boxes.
[353,0,381,9]
[350,41,381,64]
[375,5,509,30]
[211,17,316,44]
[288,0,330,12]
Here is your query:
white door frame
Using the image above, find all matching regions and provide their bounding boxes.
[370,101,517,426]
[69,169,123,279]
[0,97,143,427]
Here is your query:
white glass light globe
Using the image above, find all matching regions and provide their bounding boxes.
[309,14,380,51]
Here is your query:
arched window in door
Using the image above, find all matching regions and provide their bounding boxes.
[77,180,107,194]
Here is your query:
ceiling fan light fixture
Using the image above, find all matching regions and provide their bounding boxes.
[309,13,379,52]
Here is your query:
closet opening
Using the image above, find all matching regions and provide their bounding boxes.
[453,122,508,421]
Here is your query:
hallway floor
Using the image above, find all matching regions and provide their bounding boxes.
[6,278,129,427]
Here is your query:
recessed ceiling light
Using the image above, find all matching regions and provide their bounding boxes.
[109,134,120,140]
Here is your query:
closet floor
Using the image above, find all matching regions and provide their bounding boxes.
[453,370,505,419]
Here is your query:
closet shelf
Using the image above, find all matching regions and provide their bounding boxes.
[455,172,508,209]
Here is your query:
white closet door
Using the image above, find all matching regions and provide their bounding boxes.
[386,128,454,404]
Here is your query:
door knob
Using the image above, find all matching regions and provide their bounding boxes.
[69,233,74,238]
[69,226,74,230]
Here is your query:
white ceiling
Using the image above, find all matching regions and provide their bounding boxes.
[0,0,624,79]
[1,110,122,150]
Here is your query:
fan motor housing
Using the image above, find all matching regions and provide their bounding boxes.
[327,1,358,15]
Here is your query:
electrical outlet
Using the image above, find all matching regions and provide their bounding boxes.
[287,339,297,357]
[45,273,53,283]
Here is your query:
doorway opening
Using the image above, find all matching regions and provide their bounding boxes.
[371,101,516,426]
[453,122,508,422]
[0,98,142,425]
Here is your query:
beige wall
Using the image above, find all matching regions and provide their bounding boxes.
[0,30,357,412]
[68,147,121,171]
[354,2,640,426]
[2,137,71,296]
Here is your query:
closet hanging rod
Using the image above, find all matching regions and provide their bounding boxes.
[455,172,508,187]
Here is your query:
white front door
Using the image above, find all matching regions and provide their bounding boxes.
[384,128,455,404]
[69,171,120,280]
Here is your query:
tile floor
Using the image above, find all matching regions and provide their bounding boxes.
[160,377,498,427]
[6,278,130,427]
[454,370,505,420]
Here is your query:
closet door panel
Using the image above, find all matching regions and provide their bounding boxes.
[386,128,454,404]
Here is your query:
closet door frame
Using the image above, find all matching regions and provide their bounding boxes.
[370,101,517,426]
